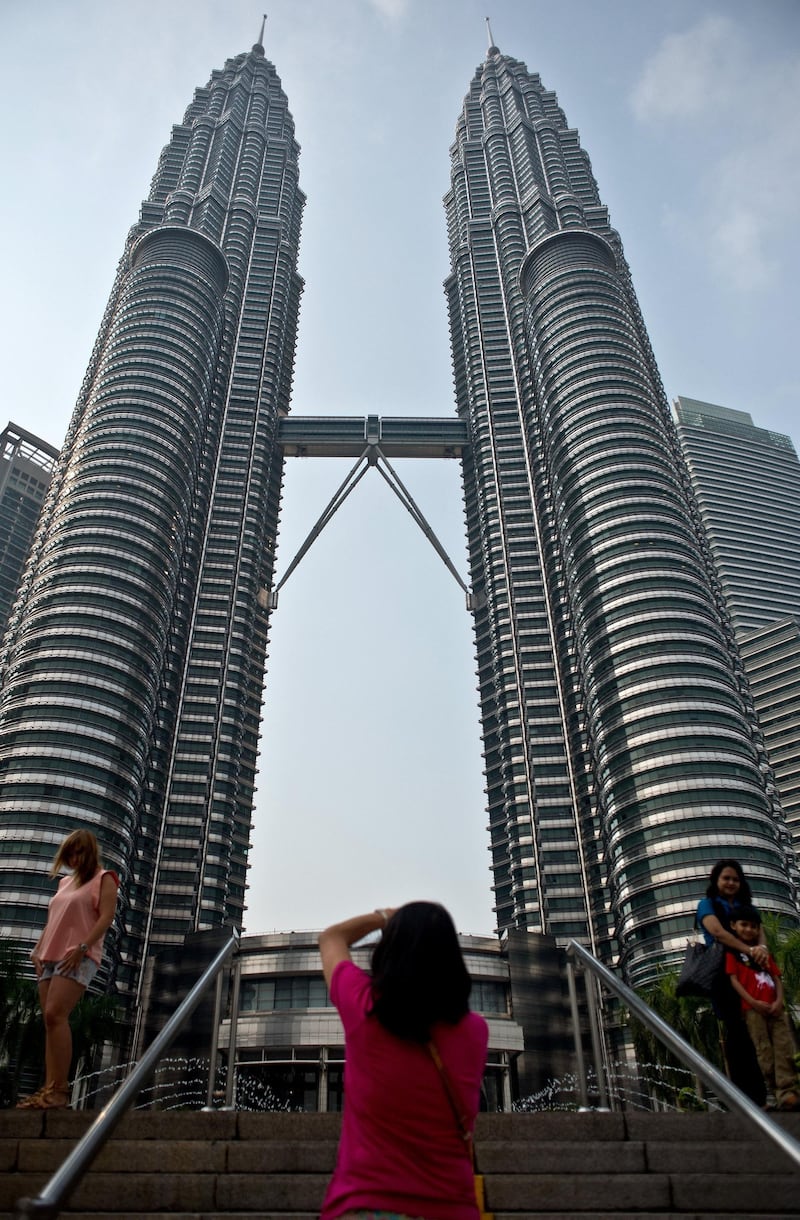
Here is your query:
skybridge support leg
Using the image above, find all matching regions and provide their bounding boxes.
[269,444,477,610]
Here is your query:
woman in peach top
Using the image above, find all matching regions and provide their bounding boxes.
[17,829,119,1110]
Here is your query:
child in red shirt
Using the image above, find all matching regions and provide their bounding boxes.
[726,906,799,1111]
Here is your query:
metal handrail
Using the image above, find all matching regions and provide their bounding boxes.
[566,938,800,1171]
[15,930,239,1219]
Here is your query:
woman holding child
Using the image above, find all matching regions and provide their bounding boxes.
[725,904,799,1111]
[696,858,770,1105]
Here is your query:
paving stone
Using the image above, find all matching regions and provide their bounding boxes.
[624,1111,751,1142]
[0,1110,44,1138]
[474,1111,626,1141]
[226,1140,338,1174]
[216,1172,329,1211]
[17,1138,227,1174]
[235,1112,341,1141]
[68,1171,217,1213]
[646,1139,794,1175]
[476,1140,646,1174]
[0,1147,17,1174]
[115,1111,239,1141]
[485,1171,672,1211]
[670,1171,800,1214]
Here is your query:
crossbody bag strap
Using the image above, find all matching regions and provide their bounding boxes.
[429,1042,494,1220]
[426,1040,475,1166]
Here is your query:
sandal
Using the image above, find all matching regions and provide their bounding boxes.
[23,1085,71,1110]
[16,1085,49,1109]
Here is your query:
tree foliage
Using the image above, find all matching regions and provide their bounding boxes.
[762,912,800,1012]
[630,968,724,1108]
[0,941,44,1105]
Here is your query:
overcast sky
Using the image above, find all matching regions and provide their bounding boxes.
[1,1,798,937]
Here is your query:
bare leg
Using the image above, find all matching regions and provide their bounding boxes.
[42,973,85,1098]
[16,980,52,1105]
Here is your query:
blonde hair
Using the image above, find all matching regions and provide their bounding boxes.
[51,829,100,887]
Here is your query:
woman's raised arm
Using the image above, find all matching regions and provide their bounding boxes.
[318,909,395,988]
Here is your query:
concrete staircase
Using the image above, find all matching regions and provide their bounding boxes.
[2,1108,799,1218]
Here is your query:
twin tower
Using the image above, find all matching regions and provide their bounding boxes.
[0,33,795,1016]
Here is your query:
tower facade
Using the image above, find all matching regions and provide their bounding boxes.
[0,424,59,636]
[446,43,796,984]
[0,34,304,1003]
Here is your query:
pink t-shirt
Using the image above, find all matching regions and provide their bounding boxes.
[35,869,118,965]
[320,961,489,1220]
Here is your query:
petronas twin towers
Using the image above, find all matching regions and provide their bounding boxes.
[0,34,301,1002]
[0,30,795,1015]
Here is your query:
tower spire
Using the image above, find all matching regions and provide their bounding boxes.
[485,16,498,54]
[254,13,267,52]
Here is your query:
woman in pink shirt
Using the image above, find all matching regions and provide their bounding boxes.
[318,902,489,1220]
[17,829,119,1110]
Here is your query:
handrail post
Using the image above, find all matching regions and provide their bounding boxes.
[203,968,226,1110]
[565,955,589,1109]
[224,954,242,1108]
[584,970,610,1110]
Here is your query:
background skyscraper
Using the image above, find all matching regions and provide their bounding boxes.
[675,396,800,857]
[445,39,796,984]
[674,398,800,636]
[738,620,800,858]
[0,30,304,1007]
[0,424,58,635]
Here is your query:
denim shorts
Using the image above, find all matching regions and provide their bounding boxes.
[38,957,98,987]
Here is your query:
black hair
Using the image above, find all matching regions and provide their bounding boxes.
[706,858,753,905]
[369,901,471,1042]
[731,904,761,926]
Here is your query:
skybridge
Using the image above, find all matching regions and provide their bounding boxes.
[277,414,469,459]
[270,415,474,608]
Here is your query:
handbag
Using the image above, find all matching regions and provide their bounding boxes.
[427,1040,493,1220]
[676,938,726,997]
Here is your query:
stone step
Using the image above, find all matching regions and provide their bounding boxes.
[5,1214,794,1220]
[1,1110,342,1141]
[3,1109,799,1217]
[5,1114,799,1147]
[2,1171,329,1214]
[477,1138,796,1174]
[20,1136,793,1178]
[487,1172,799,1214]
[15,1139,340,1175]
[6,1169,800,1217]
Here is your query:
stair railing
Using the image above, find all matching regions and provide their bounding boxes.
[566,938,800,1171]
[15,929,239,1220]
